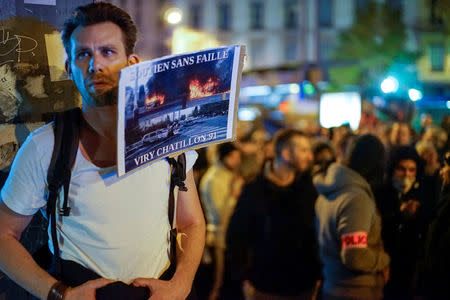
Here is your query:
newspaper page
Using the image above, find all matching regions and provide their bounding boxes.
[117,45,245,176]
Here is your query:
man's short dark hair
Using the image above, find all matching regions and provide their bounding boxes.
[62,2,137,58]
[273,128,307,159]
[217,142,239,162]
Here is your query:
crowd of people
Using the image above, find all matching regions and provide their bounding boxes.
[194,114,450,300]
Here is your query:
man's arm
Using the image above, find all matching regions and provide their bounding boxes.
[172,169,206,292]
[337,194,390,273]
[0,202,57,299]
[0,202,112,300]
[133,169,206,299]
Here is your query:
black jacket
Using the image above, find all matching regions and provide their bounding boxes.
[221,171,321,298]
[422,185,450,299]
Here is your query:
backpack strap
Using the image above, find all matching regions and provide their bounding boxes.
[167,153,188,266]
[46,107,81,277]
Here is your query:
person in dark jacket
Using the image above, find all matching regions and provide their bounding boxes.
[374,146,432,299]
[222,129,321,300]
[421,151,450,299]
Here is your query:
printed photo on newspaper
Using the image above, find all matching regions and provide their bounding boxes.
[117,45,245,176]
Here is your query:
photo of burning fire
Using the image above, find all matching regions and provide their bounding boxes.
[189,77,221,100]
[145,93,165,109]
[137,47,234,114]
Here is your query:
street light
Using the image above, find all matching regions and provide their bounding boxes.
[164,7,182,25]
[302,81,315,96]
[380,76,399,93]
[408,88,422,102]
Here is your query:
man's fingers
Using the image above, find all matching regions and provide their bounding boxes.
[87,278,114,289]
[132,277,154,288]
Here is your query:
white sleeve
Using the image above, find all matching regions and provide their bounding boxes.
[184,150,198,173]
[1,133,48,216]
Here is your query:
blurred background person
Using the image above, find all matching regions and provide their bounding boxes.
[421,151,450,300]
[335,132,355,164]
[237,126,267,183]
[223,129,321,300]
[262,138,275,162]
[312,139,336,174]
[415,141,441,177]
[330,125,351,153]
[419,113,433,136]
[388,122,414,148]
[420,125,448,162]
[314,134,389,300]
[374,146,433,299]
[199,142,243,300]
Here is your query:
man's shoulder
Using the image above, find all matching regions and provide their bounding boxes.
[17,123,55,160]
[27,123,54,147]
[200,163,229,184]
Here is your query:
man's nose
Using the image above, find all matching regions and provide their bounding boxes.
[88,53,103,73]
[406,170,416,178]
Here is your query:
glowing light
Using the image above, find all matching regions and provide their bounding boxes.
[278,100,290,114]
[303,81,315,95]
[240,85,272,97]
[165,8,182,25]
[319,92,361,131]
[447,101,450,109]
[273,83,299,94]
[189,77,220,100]
[290,84,300,94]
[408,88,422,101]
[238,107,260,121]
[380,76,399,93]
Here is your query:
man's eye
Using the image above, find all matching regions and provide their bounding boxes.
[76,52,89,60]
[103,49,115,56]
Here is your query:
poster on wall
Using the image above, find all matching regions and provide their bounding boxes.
[0,17,78,123]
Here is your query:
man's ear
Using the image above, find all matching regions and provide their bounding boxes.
[65,60,72,80]
[128,54,140,66]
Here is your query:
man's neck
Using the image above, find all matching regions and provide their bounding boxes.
[79,104,118,168]
[81,104,118,140]
[265,160,296,187]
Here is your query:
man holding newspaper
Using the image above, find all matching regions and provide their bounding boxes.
[0,2,205,300]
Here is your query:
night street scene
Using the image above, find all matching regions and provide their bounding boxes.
[0,1,449,300]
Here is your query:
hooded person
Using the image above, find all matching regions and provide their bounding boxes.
[374,146,430,299]
[314,134,390,300]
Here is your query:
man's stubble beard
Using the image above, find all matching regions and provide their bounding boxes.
[90,85,119,107]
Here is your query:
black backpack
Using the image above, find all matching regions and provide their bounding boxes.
[46,107,187,277]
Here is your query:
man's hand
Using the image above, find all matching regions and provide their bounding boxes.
[132,278,190,300]
[400,200,420,218]
[64,278,113,300]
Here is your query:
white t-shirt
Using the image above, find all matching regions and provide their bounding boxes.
[1,123,197,283]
